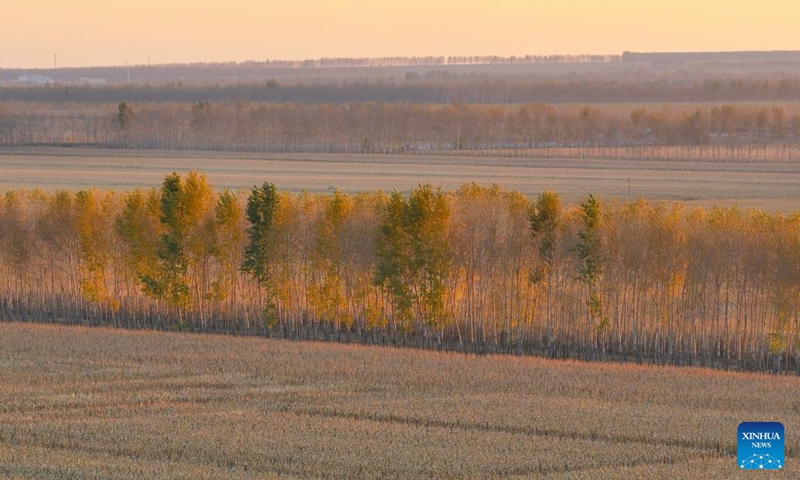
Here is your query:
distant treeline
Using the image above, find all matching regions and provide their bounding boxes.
[5,77,800,104]
[622,50,800,63]
[3,50,799,86]
[2,101,800,160]
[0,174,798,374]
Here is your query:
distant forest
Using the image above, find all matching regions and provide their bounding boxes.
[0,174,797,374]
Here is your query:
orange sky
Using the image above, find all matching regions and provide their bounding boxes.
[1,0,799,68]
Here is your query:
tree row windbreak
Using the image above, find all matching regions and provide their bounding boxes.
[0,173,798,373]
[3,101,800,162]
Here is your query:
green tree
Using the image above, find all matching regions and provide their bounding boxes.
[408,184,451,333]
[242,182,280,325]
[375,185,450,338]
[134,172,213,321]
[117,101,134,148]
[117,101,133,131]
[375,190,414,331]
[141,174,188,309]
[529,190,562,276]
[529,190,562,354]
[573,194,608,353]
[575,195,603,287]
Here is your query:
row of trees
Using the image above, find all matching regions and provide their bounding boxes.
[1,173,798,373]
[5,77,800,104]
[2,101,800,160]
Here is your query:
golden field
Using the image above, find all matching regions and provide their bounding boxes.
[0,322,796,479]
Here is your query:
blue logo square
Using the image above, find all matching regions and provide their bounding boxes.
[738,422,784,470]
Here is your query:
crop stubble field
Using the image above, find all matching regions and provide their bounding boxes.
[3,147,800,211]
[0,322,797,479]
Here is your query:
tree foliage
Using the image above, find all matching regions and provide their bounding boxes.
[117,101,133,131]
[574,194,603,286]
[529,190,562,280]
[74,190,115,306]
[242,182,279,287]
[375,185,450,334]
[127,172,213,312]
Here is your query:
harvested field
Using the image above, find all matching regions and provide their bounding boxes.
[0,322,796,479]
[2,147,800,211]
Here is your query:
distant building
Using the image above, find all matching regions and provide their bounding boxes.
[18,74,54,84]
[79,77,107,84]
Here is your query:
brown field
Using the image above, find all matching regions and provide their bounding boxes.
[0,322,796,479]
[2,147,800,211]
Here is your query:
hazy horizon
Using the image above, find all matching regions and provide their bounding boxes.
[2,0,799,69]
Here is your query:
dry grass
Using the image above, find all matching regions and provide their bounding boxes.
[0,322,796,479]
[2,147,800,211]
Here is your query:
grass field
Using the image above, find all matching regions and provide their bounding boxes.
[0,322,796,479]
[2,147,800,211]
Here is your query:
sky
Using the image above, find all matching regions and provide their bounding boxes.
[1,0,799,69]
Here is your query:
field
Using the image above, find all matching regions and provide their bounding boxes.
[3,147,800,211]
[0,322,796,479]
